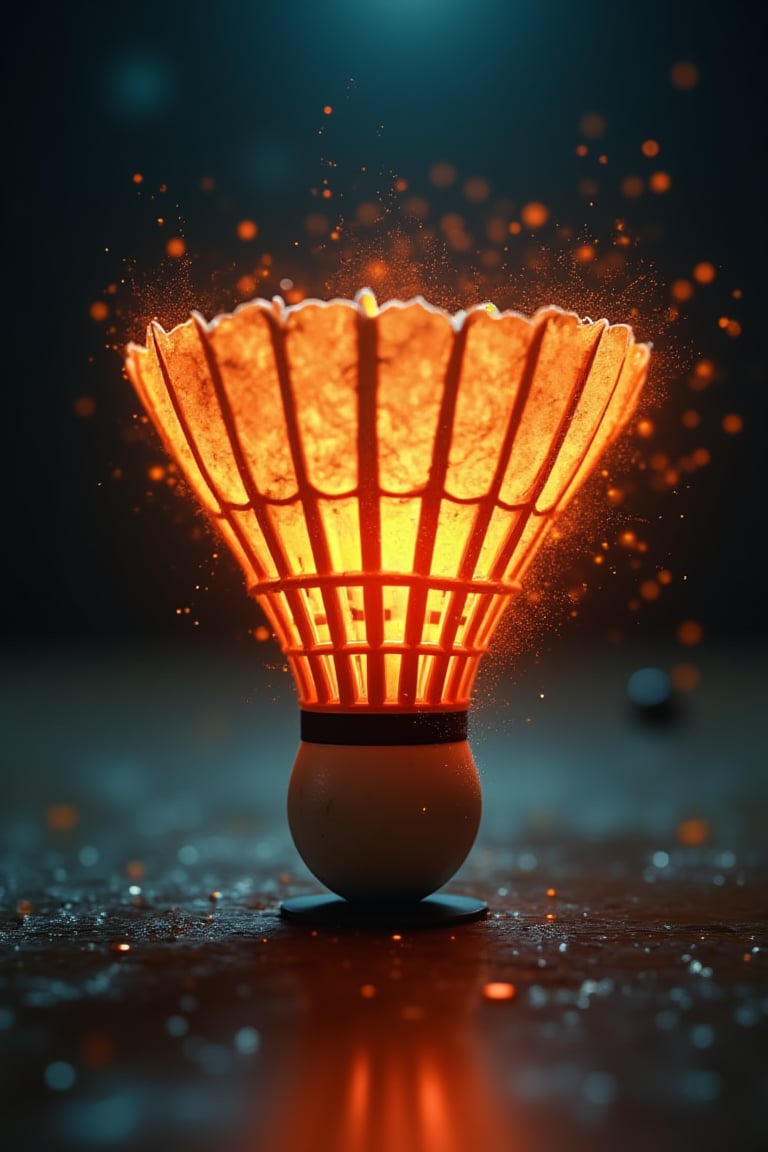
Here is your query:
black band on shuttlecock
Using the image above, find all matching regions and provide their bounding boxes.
[300,710,468,746]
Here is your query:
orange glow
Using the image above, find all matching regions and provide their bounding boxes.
[165,237,186,258]
[463,177,490,203]
[677,816,710,846]
[722,412,743,434]
[621,175,644,199]
[82,1033,115,1068]
[671,662,701,692]
[649,171,672,194]
[677,619,703,646]
[718,316,742,337]
[46,803,79,831]
[682,409,700,428]
[579,112,607,139]
[304,213,329,236]
[520,201,549,229]
[693,261,716,284]
[639,580,661,601]
[671,279,694,301]
[254,624,271,641]
[323,104,333,115]
[641,140,660,157]
[74,395,96,419]
[429,162,457,188]
[90,301,109,321]
[125,293,649,711]
[573,243,596,264]
[237,219,259,241]
[670,60,699,90]
[482,982,516,1001]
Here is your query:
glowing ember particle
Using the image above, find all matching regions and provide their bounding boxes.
[355,202,380,225]
[16,900,33,917]
[323,104,332,115]
[508,221,522,235]
[321,188,333,200]
[693,261,716,284]
[691,448,711,467]
[575,144,588,157]
[147,464,166,482]
[718,317,742,337]
[402,195,429,218]
[621,176,644,199]
[74,395,96,419]
[46,803,79,831]
[237,275,258,297]
[132,172,143,184]
[641,139,660,157]
[677,620,703,647]
[165,237,186,258]
[658,570,673,586]
[671,663,701,692]
[82,1033,115,1068]
[463,176,490,202]
[113,942,131,953]
[722,412,743,435]
[360,984,377,999]
[237,220,259,241]
[677,817,710,846]
[254,624,271,642]
[640,580,661,601]
[573,243,596,263]
[682,409,701,428]
[521,201,549,229]
[546,887,556,897]
[363,258,388,283]
[90,301,109,322]
[304,213,329,236]
[391,933,402,941]
[579,112,607,139]
[429,161,457,187]
[126,860,144,880]
[671,279,694,301]
[394,178,408,192]
[482,982,517,1001]
[649,171,672,193]
[636,419,654,438]
[670,60,699,90]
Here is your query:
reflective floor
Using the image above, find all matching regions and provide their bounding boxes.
[1,637,766,1151]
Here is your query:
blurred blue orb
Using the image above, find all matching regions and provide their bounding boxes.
[106,53,175,121]
[626,667,673,709]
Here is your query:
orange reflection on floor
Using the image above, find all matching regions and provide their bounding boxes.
[252,929,514,1152]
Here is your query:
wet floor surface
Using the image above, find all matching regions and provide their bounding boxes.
[1,638,766,1151]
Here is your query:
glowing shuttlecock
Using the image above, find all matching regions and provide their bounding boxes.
[125,289,650,920]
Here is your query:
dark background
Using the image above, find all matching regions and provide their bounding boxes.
[5,0,764,653]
